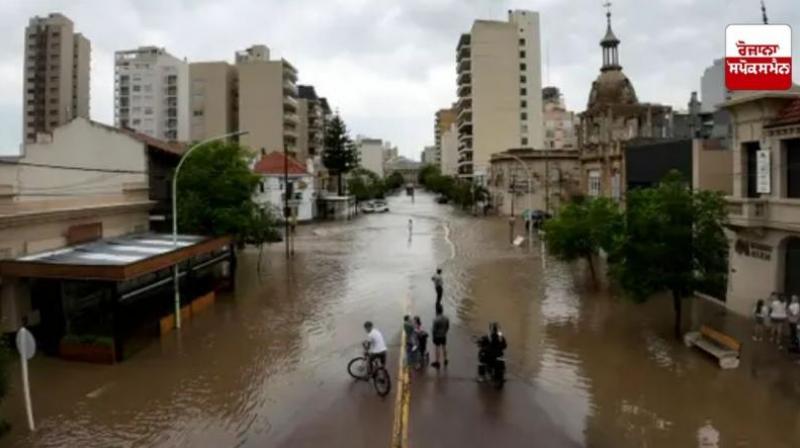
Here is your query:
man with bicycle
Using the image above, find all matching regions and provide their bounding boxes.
[363,321,387,367]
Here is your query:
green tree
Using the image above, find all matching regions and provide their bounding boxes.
[544,197,622,284]
[347,168,384,202]
[384,171,405,191]
[244,208,283,272]
[323,114,359,195]
[609,171,728,339]
[176,141,274,243]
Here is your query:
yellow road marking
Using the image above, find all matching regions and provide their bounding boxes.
[391,295,412,448]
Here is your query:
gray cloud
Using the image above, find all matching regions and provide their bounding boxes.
[1,0,798,157]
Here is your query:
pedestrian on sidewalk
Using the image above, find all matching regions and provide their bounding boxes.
[431,268,444,306]
[769,292,787,347]
[413,316,428,369]
[753,299,767,342]
[787,295,800,352]
[431,304,450,369]
[408,219,413,236]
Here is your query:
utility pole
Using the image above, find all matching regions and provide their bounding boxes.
[544,148,550,215]
[283,145,291,259]
[509,176,516,244]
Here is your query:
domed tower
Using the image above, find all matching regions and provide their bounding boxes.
[587,6,637,109]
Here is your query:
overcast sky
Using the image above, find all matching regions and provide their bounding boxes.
[1,0,798,158]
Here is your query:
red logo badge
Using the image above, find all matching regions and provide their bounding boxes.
[725,24,792,91]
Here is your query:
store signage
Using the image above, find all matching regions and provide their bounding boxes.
[734,239,772,261]
[756,149,771,194]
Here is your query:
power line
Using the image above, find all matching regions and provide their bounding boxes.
[0,159,146,174]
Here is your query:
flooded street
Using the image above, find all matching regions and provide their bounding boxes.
[1,192,799,447]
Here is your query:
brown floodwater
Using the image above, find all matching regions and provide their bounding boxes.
[0,192,798,447]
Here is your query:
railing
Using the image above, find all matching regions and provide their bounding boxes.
[726,197,800,231]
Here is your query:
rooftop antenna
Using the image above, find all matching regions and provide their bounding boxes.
[760,0,768,24]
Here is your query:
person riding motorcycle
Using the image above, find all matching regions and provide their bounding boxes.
[477,322,507,383]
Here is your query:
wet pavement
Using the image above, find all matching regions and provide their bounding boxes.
[1,192,800,447]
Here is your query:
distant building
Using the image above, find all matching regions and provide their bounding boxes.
[488,149,581,216]
[355,136,385,177]
[384,156,422,185]
[578,9,671,201]
[440,122,459,176]
[114,46,190,141]
[236,45,299,156]
[22,13,90,143]
[296,85,326,164]
[382,142,398,164]
[188,61,237,142]
[456,10,544,180]
[700,58,728,113]
[434,106,457,168]
[421,145,438,166]
[542,87,579,150]
[252,151,316,221]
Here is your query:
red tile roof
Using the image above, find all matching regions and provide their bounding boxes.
[253,151,308,175]
[119,128,186,156]
[767,97,800,128]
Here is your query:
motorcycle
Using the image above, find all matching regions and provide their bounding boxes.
[476,331,506,389]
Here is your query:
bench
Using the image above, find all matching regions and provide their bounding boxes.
[684,325,741,369]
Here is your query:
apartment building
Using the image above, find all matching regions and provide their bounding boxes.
[114,46,190,141]
[542,87,578,150]
[297,85,325,163]
[188,62,237,141]
[355,136,385,177]
[434,106,457,169]
[456,10,544,181]
[22,13,90,143]
[440,123,459,176]
[723,90,800,316]
[235,45,299,155]
[421,145,438,166]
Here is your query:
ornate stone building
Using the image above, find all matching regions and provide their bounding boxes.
[577,10,672,200]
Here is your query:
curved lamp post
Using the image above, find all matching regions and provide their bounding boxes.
[171,130,249,330]
[504,153,535,247]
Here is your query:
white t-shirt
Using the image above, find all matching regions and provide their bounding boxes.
[367,328,387,354]
[770,300,787,319]
[788,302,800,323]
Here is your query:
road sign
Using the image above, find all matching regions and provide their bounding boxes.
[16,327,36,360]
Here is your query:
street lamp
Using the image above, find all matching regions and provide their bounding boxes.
[171,130,249,330]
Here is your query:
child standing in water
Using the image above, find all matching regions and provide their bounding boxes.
[753,299,767,341]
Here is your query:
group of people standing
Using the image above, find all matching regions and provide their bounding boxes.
[403,268,450,370]
[753,292,800,351]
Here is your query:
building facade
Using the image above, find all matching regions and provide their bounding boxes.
[385,156,422,185]
[252,151,316,221]
[724,91,800,316]
[23,13,90,143]
[297,85,325,164]
[542,87,579,150]
[356,137,385,178]
[577,10,671,201]
[236,45,299,156]
[188,61,237,142]
[488,149,580,216]
[456,10,544,181]
[114,46,190,141]
[434,106,457,168]
[701,58,728,113]
[421,145,438,166]
[440,123,459,176]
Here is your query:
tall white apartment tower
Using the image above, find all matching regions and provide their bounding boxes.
[114,46,190,141]
[456,9,543,181]
[23,13,91,143]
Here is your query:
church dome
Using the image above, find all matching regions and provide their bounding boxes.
[588,69,638,109]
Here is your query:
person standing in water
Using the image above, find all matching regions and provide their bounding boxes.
[431,268,444,306]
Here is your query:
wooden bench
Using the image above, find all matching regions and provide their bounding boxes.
[684,325,741,369]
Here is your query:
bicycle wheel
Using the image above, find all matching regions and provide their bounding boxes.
[347,357,369,380]
[372,367,392,396]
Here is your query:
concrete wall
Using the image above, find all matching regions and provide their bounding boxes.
[1,118,148,199]
[471,21,521,177]
[189,62,236,141]
[238,61,284,153]
[356,138,385,178]
[692,139,732,194]
[440,123,459,176]
[73,33,91,119]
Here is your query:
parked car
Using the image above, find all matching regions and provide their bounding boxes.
[360,201,376,213]
[436,195,449,204]
[372,200,389,213]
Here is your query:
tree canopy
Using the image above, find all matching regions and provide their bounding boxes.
[322,114,359,195]
[347,168,385,201]
[608,171,728,338]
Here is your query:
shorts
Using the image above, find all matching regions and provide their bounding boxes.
[433,336,447,346]
[369,351,387,367]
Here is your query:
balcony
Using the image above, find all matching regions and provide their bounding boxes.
[284,112,300,125]
[283,80,298,97]
[284,95,298,111]
[457,83,471,98]
[457,57,471,73]
[457,70,471,86]
[727,197,800,232]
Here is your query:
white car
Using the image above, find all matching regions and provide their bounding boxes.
[360,201,376,213]
[372,200,389,213]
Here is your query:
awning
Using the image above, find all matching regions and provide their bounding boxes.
[0,233,232,281]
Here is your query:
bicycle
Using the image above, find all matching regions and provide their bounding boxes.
[347,342,392,397]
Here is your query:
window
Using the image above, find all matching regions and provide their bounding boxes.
[520,51,526,58]
[521,137,529,146]
[520,63,527,71]
[744,142,760,198]
[132,85,141,92]
[519,38,526,45]
[144,107,153,115]
[193,110,204,117]
[259,181,265,193]
[521,100,527,109]
[786,139,800,198]
[521,124,528,133]
[588,171,602,197]
[521,112,527,120]
[132,118,141,125]
[520,88,527,96]
[143,84,152,93]
[520,75,527,83]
